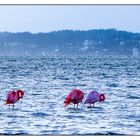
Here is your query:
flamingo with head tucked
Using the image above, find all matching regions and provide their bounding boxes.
[5,90,24,108]
[64,89,84,109]
[84,90,105,107]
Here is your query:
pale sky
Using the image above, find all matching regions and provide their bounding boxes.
[0,5,140,33]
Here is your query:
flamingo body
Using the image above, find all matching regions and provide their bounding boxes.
[64,89,84,108]
[5,90,24,105]
[84,90,105,106]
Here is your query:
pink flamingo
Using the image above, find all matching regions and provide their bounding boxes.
[64,89,84,109]
[5,90,24,108]
[84,90,105,107]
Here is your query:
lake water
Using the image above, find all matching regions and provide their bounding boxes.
[0,55,140,135]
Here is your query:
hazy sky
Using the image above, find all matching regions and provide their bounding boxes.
[0,5,140,33]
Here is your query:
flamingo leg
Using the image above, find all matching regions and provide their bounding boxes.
[92,103,95,107]
[77,104,78,109]
[74,104,75,109]
[12,103,14,109]
[87,104,91,108]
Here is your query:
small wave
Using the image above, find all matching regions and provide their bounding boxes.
[106,83,119,87]
[136,120,140,122]
[7,115,18,118]
[30,93,41,96]
[127,95,140,99]
[86,106,103,109]
[0,132,28,135]
[56,77,69,80]
[31,112,50,117]
[66,107,84,113]
[126,85,137,88]
[64,115,85,119]
[94,132,125,135]
[11,132,28,135]
[75,132,125,135]
[39,130,61,135]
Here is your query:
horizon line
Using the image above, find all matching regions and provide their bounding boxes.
[0,28,139,34]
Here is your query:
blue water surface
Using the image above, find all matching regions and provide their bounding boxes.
[0,55,140,135]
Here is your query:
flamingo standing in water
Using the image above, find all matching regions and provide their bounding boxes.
[5,90,24,108]
[84,90,105,107]
[64,89,84,109]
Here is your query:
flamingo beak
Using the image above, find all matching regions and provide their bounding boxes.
[5,100,7,104]
[64,99,70,107]
[19,92,22,98]
[64,100,68,106]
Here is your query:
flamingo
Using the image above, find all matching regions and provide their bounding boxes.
[84,90,105,107]
[64,89,84,109]
[5,90,24,108]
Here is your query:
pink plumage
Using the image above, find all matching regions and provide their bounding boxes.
[64,89,84,109]
[5,90,24,107]
[84,90,105,107]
